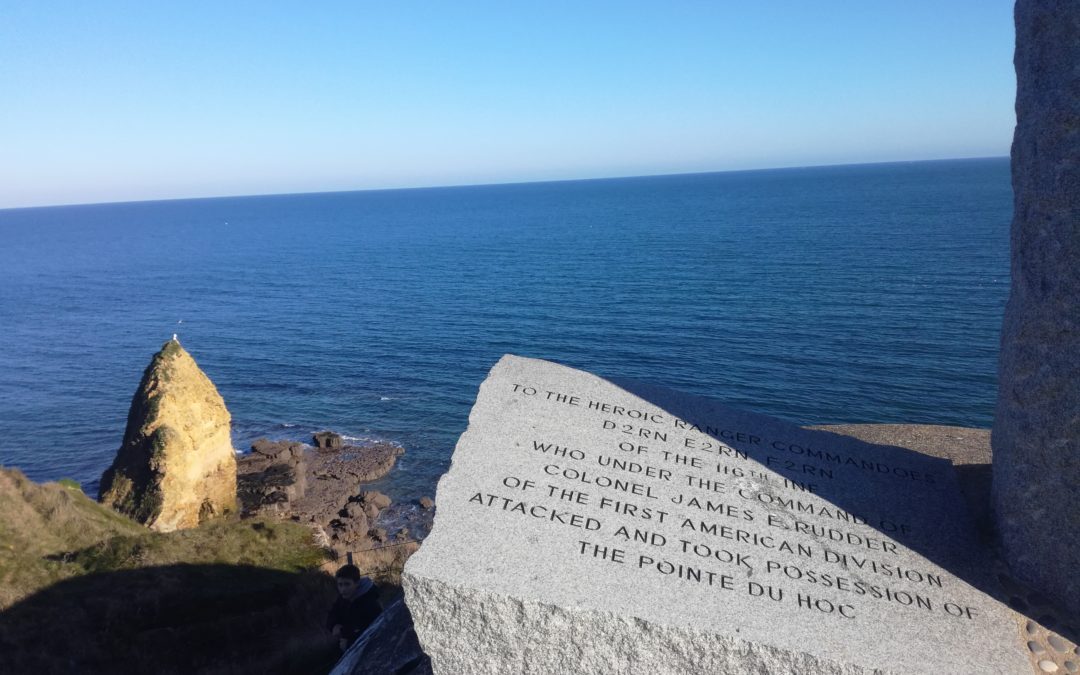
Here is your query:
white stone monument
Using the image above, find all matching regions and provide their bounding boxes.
[404,355,1029,674]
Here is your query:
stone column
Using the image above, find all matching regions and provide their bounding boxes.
[993,0,1080,617]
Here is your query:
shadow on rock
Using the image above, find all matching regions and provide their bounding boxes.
[618,378,1080,648]
[330,597,432,675]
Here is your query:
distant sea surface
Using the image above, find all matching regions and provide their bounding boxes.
[0,158,1012,501]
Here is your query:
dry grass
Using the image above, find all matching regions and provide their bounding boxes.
[0,467,145,608]
[0,467,342,673]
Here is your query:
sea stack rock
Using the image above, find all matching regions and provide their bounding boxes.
[993,1,1080,616]
[99,339,237,531]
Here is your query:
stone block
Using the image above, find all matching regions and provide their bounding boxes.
[993,0,1080,618]
[405,356,1028,674]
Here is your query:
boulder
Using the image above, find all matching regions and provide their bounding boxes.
[344,501,368,521]
[361,491,392,510]
[313,431,344,450]
[237,461,307,515]
[418,497,434,510]
[99,339,237,531]
[250,438,305,462]
[330,597,432,675]
[237,439,310,515]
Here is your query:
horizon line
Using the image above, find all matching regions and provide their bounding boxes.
[0,155,1009,213]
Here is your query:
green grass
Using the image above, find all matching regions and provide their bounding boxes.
[1,467,329,604]
[0,467,148,607]
[57,477,83,491]
[0,467,340,674]
[71,518,327,574]
[159,337,183,359]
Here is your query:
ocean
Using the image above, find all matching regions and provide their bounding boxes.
[0,158,1012,502]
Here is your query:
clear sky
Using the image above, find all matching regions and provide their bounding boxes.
[0,1,1017,209]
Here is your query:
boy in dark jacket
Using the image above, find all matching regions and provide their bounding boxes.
[327,564,382,651]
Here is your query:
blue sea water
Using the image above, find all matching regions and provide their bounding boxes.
[0,158,1012,501]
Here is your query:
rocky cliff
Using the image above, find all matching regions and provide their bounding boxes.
[99,339,237,531]
[237,433,424,583]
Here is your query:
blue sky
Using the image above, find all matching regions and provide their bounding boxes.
[0,1,1016,208]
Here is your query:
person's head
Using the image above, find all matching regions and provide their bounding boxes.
[335,564,362,598]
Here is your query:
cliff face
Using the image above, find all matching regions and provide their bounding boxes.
[99,339,237,531]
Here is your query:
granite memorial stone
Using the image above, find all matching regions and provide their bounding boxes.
[404,355,1029,674]
[993,0,1080,618]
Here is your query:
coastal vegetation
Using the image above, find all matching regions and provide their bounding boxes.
[1,339,420,673]
[0,467,340,673]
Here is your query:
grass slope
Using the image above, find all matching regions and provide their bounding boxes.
[0,467,146,608]
[0,467,339,674]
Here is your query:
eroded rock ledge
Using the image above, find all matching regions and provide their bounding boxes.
[237,431,430,581]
